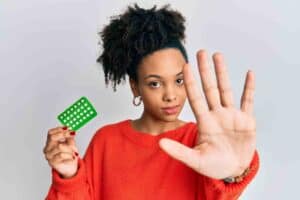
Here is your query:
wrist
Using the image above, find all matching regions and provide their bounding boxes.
[223,166,251,183]
[231,167,248,178]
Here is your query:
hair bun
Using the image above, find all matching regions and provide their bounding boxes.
[97,3,187,91]
[124,4,186,48]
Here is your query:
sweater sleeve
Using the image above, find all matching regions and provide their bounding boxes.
[45,129,104,200]
[197,149,260,200]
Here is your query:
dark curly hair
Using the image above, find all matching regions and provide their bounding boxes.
[96,3,188,91]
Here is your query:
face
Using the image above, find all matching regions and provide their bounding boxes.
[130,48,187,122]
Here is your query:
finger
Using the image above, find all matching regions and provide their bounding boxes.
[47,126,69,136]
[51,152,75,164]
[44,129,76,154]
[183,63,209,121]
[212,52,235,107]
[240,70,255,115]
[44,129,62,154]
[43,126,69,154]
[47,126,70,142]
[45,130,74,152]
[66,137,79,155]
[45,142,75,161]
[159,138,202,172]
[197,50,222,110]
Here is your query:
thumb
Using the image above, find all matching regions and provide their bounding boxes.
[158,138,201,171]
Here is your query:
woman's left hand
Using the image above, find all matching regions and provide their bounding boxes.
[159,50,256,179]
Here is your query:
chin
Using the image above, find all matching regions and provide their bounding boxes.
[160,114,180,122]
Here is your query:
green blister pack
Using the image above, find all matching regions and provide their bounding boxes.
[57,96,98,131]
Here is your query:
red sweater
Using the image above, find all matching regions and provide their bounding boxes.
[45,119,260,200]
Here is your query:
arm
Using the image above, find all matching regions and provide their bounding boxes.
[45,130,104,200]
[45,158,93,200]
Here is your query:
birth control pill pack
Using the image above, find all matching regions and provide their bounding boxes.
[57,96,98,131]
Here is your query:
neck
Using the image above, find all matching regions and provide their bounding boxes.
[132,111,185,136]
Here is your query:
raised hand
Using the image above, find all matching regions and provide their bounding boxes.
[159,50,256,179]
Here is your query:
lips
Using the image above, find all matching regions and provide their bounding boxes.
[162,105,180,115]
[162,105,179,110]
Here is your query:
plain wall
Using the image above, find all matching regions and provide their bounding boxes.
[1,0,299,199]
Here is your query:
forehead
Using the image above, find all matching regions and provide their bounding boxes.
[138,48,186,77]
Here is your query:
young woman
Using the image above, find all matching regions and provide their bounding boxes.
[44,3,259,200]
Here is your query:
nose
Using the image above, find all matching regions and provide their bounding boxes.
[163,85,177,102]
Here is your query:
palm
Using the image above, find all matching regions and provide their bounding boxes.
[193,107,256,179]
[159,50,257,179]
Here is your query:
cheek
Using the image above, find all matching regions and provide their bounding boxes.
[178,87,187,100]
[141,90,161,106]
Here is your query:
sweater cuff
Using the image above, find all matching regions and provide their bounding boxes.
[204,149,260,193]
[51,158,87,192]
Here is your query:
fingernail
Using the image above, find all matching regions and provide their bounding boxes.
[62,126,68,130]
[70,131,76,136]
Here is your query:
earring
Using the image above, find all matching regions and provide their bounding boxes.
[133,96,142,106]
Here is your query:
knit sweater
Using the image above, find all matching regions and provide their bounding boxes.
[45,119,260,200]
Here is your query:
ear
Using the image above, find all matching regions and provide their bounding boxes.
[129,78,140,97]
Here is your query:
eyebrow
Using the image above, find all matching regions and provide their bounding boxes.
[144,71,183,80]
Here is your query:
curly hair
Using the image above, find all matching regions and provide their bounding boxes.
[96,3,188,91]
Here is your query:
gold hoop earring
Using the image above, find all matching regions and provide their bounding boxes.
[133,96,142,106]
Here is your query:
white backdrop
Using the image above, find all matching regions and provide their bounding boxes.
[1,0,299,199]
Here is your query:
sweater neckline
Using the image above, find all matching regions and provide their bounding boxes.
[121,119,194,147]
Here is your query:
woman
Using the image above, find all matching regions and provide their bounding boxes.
[44,3,259,199]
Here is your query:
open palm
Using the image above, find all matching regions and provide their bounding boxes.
[159,50,256,180]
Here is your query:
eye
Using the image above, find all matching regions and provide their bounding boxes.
[148,81,161,88]
[176,78,184,85]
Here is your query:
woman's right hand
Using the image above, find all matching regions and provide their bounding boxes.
[43,126,79,179]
